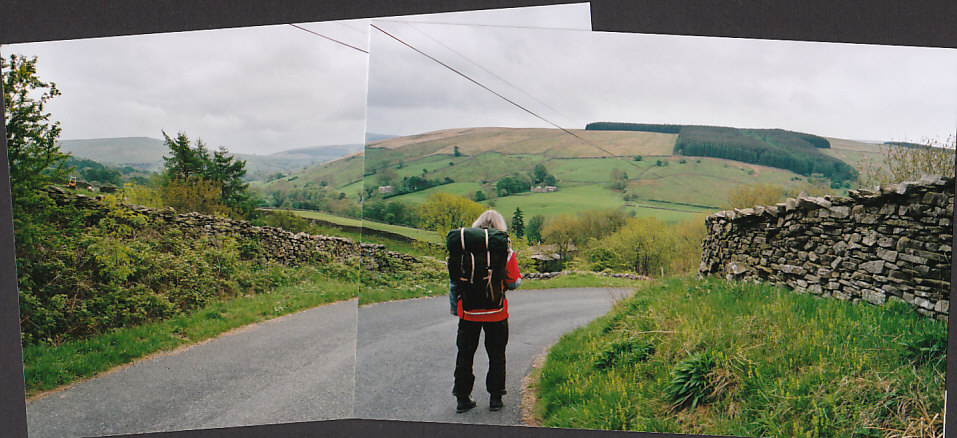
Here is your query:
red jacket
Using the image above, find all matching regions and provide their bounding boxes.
[455,249,521,322]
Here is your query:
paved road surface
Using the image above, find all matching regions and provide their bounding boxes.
[26,299,357,438]
[354,288,624,425]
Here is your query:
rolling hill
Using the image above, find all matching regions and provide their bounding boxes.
[261,126,884,225]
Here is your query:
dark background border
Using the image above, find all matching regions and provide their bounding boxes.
[2,1,955,437]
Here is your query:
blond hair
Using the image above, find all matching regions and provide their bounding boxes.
[472,209,507,231]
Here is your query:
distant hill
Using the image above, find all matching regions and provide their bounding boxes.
[365,132,397,143]
[57,137,363,178]
[58,137,167,171]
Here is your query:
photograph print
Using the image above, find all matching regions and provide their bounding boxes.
[355,20,956,437]
[1,4,590,436]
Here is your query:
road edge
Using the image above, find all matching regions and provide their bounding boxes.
[519,345,550,427]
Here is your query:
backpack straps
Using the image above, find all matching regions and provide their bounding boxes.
[485,228,492,300]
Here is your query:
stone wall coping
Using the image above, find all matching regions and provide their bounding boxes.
[708,175,954,223]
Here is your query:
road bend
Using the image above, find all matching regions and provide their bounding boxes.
[354,288,625,425]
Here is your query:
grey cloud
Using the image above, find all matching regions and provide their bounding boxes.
[366,25,957,142]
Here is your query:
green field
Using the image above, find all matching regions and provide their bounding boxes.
[283,208,441,243]
[251,152,365,197]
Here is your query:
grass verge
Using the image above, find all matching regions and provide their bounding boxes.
[23,268,357,398]
[534,276,946,437]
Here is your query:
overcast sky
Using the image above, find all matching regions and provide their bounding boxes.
[0,4,590,155]
[367,23,957,144]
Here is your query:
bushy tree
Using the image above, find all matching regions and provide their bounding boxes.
[3,54,70,250]
[857,136,956,187]
[162,178,234,217]
[605,217,673,276]
[669,214,708,274]
[496,173,532,195]
[609,168,629,190]
[525,215,545,243]
[726,181,833,210]
[3,55,69,197]
[160,131,252,217]
[375,167,399,186]
[541,214,578,263]
[416,192,485,234]
[533,163,549,184]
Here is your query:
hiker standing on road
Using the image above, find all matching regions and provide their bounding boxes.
[448,209,522,413]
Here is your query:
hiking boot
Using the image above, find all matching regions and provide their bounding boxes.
[456,396,476,413]
[489,394,504,411]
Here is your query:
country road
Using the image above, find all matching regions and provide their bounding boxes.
[26,299,358,438]
[354,288,626,425]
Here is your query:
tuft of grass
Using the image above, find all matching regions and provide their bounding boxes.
[533,275,946,436]
[665,350,716,410]
[898,326,947,370]
[594,339,655,370]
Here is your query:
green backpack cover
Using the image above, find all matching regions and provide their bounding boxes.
[447,227,510,311]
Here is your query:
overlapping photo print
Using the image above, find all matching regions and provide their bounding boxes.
[356,21,956,436]
[1,4,591,437]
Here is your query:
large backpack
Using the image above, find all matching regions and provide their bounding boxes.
[447,227,510,311]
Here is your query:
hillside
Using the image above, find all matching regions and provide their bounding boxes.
[366,127,676,159]
[260,126,883,224]
[586,122,857,182]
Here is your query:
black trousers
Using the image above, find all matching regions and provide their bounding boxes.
[453,318,508,397]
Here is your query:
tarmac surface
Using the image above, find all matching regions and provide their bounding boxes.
[354,288,623,425]
[26,299,358,437]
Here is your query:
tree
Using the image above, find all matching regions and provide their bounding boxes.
[474,190,487,202]
[453,145,461,157]
[609,168,629,190]
[857,136,956,187]
[726,181,833,210]
[162,131,206,181]
[533,163,549,184]
[160,131,252,217]
[605,217,673,276]
[209,146,251,212]
[3,54,68,209]
[3,54,71,253]
[541,214,578,263]
[544,174,558,186]
[511,207,525,238]
[375,167,399,186]
[416,192,485,234]
[525,215,545,243]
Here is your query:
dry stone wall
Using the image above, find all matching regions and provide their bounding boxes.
[46,187,417,272]
[699,175,954,320]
